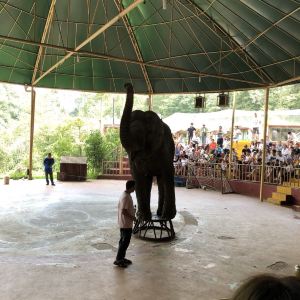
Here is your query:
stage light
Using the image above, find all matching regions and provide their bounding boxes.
[217,93,229,107]
[195,96,206,108]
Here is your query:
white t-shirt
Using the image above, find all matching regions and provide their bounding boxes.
[223,139,230,150]
[118,191,135,228]
[282,147,291,157]
[253,116,260,128]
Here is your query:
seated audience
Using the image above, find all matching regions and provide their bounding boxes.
[231,274,300,300]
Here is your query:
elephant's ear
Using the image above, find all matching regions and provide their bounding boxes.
[144,111,164,153]
[130,119,146,152]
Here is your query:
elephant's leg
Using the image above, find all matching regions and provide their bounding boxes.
[161,170,176,219]
[156,175,164,216]
[134,174,152,221]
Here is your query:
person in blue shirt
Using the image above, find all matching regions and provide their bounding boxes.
[44,153,55,186]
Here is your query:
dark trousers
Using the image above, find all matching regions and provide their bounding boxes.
[217,137,223,147]
[45,170,54,184]
[116,228,132,261]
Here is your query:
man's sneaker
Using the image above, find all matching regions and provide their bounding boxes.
[51,183,55,186]
[123,258,132,265]
[46,183,49,185]
[113,260,127,268]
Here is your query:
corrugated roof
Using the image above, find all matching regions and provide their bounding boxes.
[0,0,299,93]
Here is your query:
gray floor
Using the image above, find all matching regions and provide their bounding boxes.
[0,179,299,300]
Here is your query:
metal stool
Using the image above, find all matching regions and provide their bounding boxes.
[133,214,175,241]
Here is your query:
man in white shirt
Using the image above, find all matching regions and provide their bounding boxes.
[114,180,136,268]
[252,112,260,140]
[281,143,291,157]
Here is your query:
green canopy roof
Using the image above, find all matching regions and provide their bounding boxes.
[0,0,299,93]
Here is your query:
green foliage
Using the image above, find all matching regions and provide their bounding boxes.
[9,168,27,180]
[84,130,105,173]
[102,128,121,161]
[0,82,300,178]
[34,118,88,172]
[152,94,196,118]
[0,147,10,174]
[84,128,121,175]
[235,90,264,110]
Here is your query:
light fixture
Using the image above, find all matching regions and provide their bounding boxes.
[77,54,80,63]
[198,76,202,83]
[217,93,229,107]
[162,0,167,10]
[195,95,206,108]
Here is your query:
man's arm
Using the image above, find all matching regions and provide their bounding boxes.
[122,208,136,222]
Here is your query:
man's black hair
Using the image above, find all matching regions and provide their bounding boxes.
[126,180,135,190]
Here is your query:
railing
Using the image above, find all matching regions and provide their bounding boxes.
[102,160,131,176]
[102,157,300,186]
[175,161,300,186]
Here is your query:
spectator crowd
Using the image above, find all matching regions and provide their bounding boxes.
[173,122,300,185]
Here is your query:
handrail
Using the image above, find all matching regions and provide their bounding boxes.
[175,161,300,186]
[101,157,300,187]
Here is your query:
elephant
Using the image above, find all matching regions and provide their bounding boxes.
[120,83,176,220]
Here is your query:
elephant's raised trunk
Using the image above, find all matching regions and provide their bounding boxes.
[120,83,134,150]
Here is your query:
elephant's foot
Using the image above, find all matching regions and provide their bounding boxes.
[156,207,162,217]
[137,210,152,221]
[161,206,177,220]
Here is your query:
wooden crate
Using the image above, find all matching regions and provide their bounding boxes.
[58,156,87,181]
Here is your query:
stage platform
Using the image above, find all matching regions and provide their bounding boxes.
[0,179,299,300]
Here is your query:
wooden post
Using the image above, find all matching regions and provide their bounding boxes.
[229,91,236,179]
[259,87,270,202]
[119,145,123,175]
[148,94,153,111]
[29,88,36,180]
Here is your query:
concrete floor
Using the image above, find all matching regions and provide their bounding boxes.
[0,179,299,300]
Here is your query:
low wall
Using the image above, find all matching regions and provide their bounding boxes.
[229,180,276,199]
[190,177,300,205]
[292,189,300,205]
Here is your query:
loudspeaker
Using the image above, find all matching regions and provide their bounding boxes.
[218,93,229,107]
[195,96,205,108]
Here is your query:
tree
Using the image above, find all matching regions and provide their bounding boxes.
[84,130,105,174]
[34,120,82,172]
[102,128,121,161]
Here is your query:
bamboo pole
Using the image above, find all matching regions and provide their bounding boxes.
[148,94,153,111]
[259,88,270,202]
[28,88,36,180]
[119,145,123,175]
[0,34,266,88]
[229,91,236,179]
[33,0,143,86]
[31,0,56,84]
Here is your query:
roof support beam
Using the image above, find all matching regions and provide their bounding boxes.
[273,75,300,88]
[189,1,300,83]
[185,0,273,84]
[0,34,266,87]
[32,0,143,86]
[114,0,153,94]
[244,6,300,50]
[31,0,56,84]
